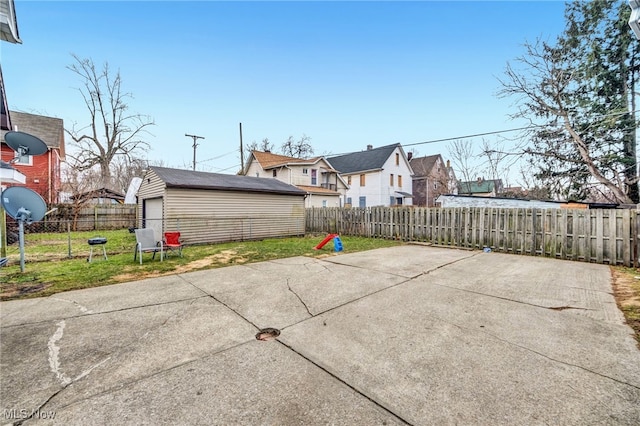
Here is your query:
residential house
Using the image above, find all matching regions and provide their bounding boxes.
[409,154,452,207]
[0,0,21,44]
[137,166,306,244]
[0,111,65,203]
[243,150,348,208]
[0,0,25,186]
[327,143,413,207]
[457,178,503,197]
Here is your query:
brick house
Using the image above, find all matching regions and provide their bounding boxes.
[409,154,452,207]
[0,111,65,203]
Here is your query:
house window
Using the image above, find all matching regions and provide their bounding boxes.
[347,176,352,185]
[359,196,366,208]
[322,200,327,208]
[346,197,352,205]
[395,153,399,166]
[390,174,394,186]
[311,169,317,185]
[390,196,395,205]
[398,175,402,187]
[272,170,277,177]
[359,174,365,186]
[303,168,308,175]
[14,153,32,166]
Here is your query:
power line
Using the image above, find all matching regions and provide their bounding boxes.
[199,149,237,164]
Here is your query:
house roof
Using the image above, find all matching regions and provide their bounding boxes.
[2,111,65,154]
[327,143,401,174]
[410,154,442,177]
[71,187,125,202]
[0,0,21,44]
[150,166,307,196]
[250,150,332,170]
[458,180,496,194]
[296,185,341,195]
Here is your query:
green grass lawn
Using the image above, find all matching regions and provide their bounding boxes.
[1,232,402,301]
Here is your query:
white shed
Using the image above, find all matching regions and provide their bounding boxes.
[137,166,307,245]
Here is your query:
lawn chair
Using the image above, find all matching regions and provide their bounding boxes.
[134,228,163,264]
[164,231,183,258]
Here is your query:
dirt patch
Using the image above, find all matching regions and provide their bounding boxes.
[611,266,640,347]
[112,250,250,282]
[1,283,52,300]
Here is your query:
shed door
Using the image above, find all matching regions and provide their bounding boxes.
[143,197,163,241]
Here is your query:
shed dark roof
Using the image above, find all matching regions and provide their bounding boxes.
[150,166,307,196]
[2,111,64,151]
[327,143,400,174]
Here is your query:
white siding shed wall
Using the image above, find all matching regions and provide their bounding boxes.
[163,189,305,244]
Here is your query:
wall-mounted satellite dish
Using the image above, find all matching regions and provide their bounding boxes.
[1,187,47,272]
[1,186,47,223]
[4,131,49,157]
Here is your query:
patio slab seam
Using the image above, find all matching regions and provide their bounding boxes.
[276,339,413,426]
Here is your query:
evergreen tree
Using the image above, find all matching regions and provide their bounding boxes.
[499,0,639,203]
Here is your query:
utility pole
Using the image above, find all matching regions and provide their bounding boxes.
[239,123,244,173]
[185,133,205,171]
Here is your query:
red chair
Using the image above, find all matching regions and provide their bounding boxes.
[163,232,183,257]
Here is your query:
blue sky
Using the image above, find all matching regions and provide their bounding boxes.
[2,1,568,180]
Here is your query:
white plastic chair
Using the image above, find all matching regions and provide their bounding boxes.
[134,228,163,264]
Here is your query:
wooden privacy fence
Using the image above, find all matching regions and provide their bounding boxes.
[306,207,640,267]
[42,204,137,231]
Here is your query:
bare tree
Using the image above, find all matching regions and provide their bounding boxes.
[447,139,480,185]
[246,138,274,153]
[60,161,99,230]
[281,134,314,158]
[65,54,154,189]
[111,156,148,194]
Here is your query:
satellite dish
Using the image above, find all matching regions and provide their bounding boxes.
[1,186,47,223]
[4,131,49,157]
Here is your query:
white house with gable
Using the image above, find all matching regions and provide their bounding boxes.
[327,143,414,207]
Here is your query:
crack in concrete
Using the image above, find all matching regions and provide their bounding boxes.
[410,306,640,392]
[48,320,71,386]
[431,282,595,313]
[277,339,413,426]
[282,255,482,330]
[40,339,254,416]
[1,296,210,329]
[286,278,313,317]
[478,327,640,391]
[181,275,261,331]
[50,297,93,314]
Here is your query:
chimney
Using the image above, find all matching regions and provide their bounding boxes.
[407,152,413,161]
[367,144,373,150]
[446,159,450,168]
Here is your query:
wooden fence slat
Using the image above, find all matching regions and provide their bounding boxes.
[304,207,638,266]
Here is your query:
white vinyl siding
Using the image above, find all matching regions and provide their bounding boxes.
[137,171,165,228]
[137,169,305,245]
[163,189,305,244]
